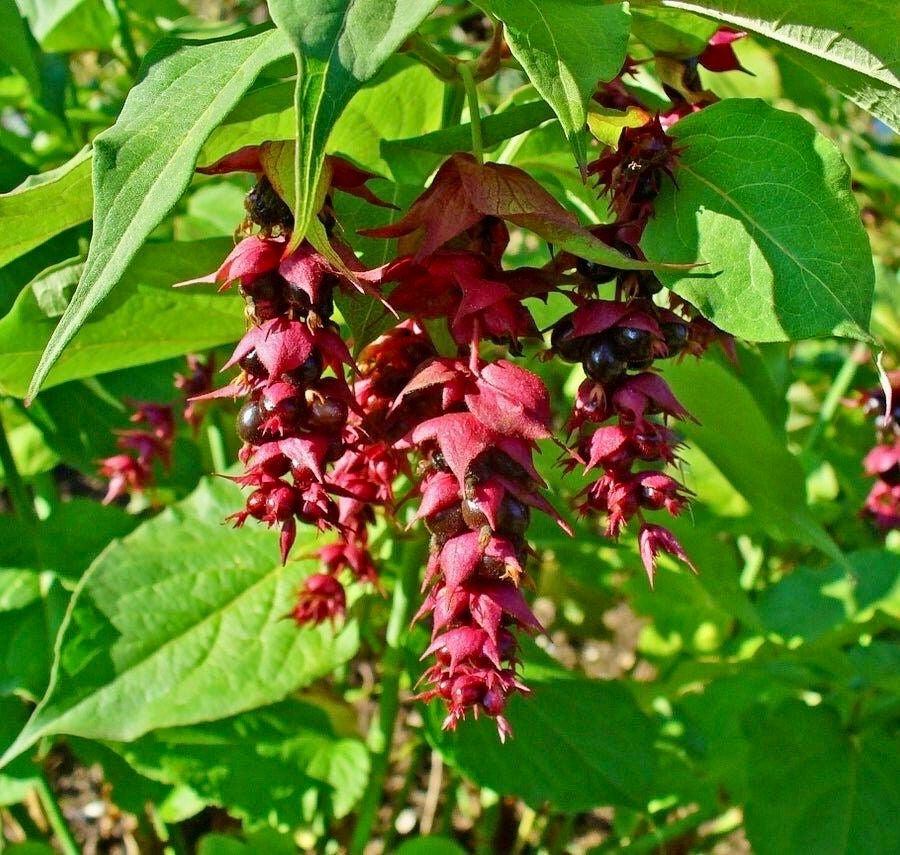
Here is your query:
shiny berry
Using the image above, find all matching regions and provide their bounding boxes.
[497,494,530,538]
[583,337,626,385]
[551,315,588,362]
[632,271,663,296]
[284,349,323,386]
[660,321,690,356]
[425,504,467,546]
[246,489,268,519]
[266,485,299,520]
[481,690,506,717]
[575,257,617,283]
[239,348,267,378]
[236,400,268,444]
[307,396,348,432]
[610,326,653,362]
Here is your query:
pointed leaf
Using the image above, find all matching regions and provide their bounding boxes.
[656,0,900,129]
[0,240,244,397]
[27,28,290,401]
[478,0,631,162]
[0,478,359,769]
[642,99,875,342]
[0,148,92,270]
[266,0,441,246]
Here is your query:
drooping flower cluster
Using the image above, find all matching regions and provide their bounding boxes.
[551,299,699,584]
[99,401,174,504]
[183,145,399,625]
[174,353,216,433]
[854,372,900,530]
[398,357,569,738]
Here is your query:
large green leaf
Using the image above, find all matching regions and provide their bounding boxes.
[427,648,655,810]
[0,0,40,93]
[0,239,243,397]
[642,99,874,342]
[744,701,900,855]
[651,0,900,130]
[664,354,844,559]
[266,0,440,245]
[477,1,631,165]
[26,28,290,402]
[111,699,369,826]
[0,478,359,769]
[0,147,91,269]
[17,0,116,52]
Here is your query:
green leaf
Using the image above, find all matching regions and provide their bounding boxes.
[744,701,900,855]
[0,239,244,397]
[111,699,369,826]
[0,478,360,769]
[655,0,900,130]
[478,0,631,165]
[631,6,718,56]
[0,697,39,806]
[329,56,445,178]
[266,0,441,245]
[197,830,297,855]
[642,99,875,342]
[395,839,467,855]
[757,551,900,643]
[0,0,40,93]
[0,147,91,270]
[17,0,117,52]
[26,28,290,402]
[381,99,556,184]
[200,80,296,168]
[664,354,844,559]
[428,647,655,810]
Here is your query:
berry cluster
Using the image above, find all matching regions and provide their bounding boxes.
[855,372,900,531]
[99,353,215,505]
[184,30,750,736]
[99,401,174,505]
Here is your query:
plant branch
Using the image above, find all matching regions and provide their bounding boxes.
[405,33,458,81]
[0,407,38,529]
[349,538,424,854]
[459,63,483,164]
[803,342,869,454]
[34,775,79,855]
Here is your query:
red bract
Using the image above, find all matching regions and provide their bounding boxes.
[638,524,697,588]
[361,153,581,260]
[698,28,749,73]
[98,399,176,504]
[174,354,216,432]
[290,573,347,626]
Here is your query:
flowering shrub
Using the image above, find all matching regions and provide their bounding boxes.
[0,2,897,853]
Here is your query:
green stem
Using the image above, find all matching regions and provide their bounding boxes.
[349,539,424,854]
[803,342,868,455]
[206,411,229,474]
[441,82,466,131]
[0,410,37,529]
[110,0,141,76]
[34,775,78,855]
[458,63,483,164]
[406,33,458,82]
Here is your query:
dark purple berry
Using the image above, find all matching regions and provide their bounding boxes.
[610,326,653,362]
[245,176,294,231]
[239,348,267,378]
[660,321,690,356]
[246,489,268,519]
[307,396,348,432]
[284,349,323,386]
[236,399,268,444]
[583,337,626,385]
[551,315,588,363]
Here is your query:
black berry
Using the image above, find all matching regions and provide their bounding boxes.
[583,337,626,385]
